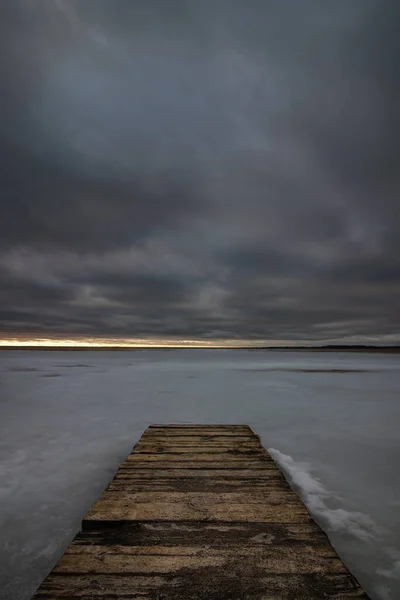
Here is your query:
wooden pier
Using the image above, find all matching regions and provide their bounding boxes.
[33,425,369,599]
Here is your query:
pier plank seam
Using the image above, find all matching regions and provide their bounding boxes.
[32,424,369,599]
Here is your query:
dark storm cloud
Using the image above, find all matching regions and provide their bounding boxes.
[0,0,399,343]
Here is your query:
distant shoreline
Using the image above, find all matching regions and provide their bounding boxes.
[1,345,399,353]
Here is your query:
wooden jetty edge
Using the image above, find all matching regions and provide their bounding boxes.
[33,425,369,599]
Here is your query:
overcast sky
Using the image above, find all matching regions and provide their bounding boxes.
[1,0,399,345]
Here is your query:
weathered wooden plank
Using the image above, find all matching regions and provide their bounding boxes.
[84,502,310,523]
[134,443,264,452]
[64,543,336,556]
[134,448,265,453]
[32,424,370,600]
[142,436,256,440]
[148,424,252,427]
[33,573,369,599]
[142,432,257,438]
[125,452,271,462]
[73,521,329,546]
[106,480,291,492]
[148,425,252,431]
[54,551,346,575]
[148,424,252,430]
[112,468,285,478]
[84,490,305,505]
[119,461,279,469]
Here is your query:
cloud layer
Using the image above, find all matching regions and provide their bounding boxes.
[1,0,399,343]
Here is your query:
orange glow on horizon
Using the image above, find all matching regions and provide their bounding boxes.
[0,337,278,348]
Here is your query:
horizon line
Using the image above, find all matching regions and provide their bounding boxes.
[1,341,399,350]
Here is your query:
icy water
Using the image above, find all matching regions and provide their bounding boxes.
[0,349,399,600]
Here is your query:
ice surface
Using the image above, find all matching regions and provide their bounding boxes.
[0,349,399,599]
[269,448,379,542]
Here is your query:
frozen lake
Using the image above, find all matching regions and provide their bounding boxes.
[0,349,399,599]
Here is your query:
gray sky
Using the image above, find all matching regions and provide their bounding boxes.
[1,0,399,345]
